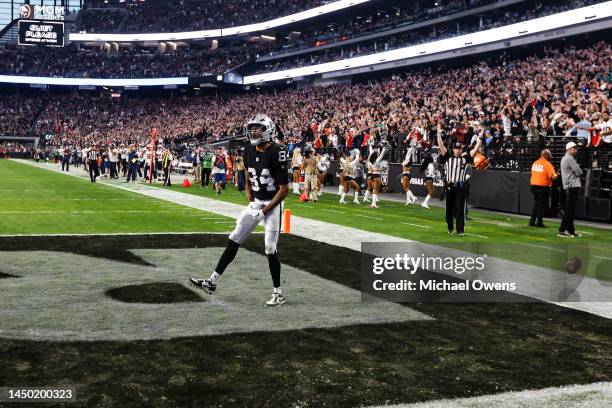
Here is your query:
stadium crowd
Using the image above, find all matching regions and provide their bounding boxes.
[0,44,256,78]
[256,0,602,73]
[0,0,598,79]
[1,41,609,169]
[81,0,323,33]
[0,141,31,153]
[78,7,126,33]
[266,0,490,56]
[0,95,42,137]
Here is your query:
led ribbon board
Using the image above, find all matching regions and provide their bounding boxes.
[0,76,189,87]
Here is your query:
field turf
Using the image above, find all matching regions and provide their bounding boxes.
[155,179,612,244]
[0,160,234,235]
[0,234,611,407]
[1,160,612,407]
[152,177,612,280]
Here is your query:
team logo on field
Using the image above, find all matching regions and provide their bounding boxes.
[0,248,427,341]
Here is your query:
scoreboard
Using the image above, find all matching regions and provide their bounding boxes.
[18,20,65,47]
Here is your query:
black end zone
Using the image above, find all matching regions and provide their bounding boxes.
[106,282,204,304]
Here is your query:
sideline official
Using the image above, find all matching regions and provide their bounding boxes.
[529,149,557,228]
[558,142,582,238]
[437,125,482,236]
[87,146,99,183]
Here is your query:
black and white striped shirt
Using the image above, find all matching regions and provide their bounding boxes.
[87,150,98,161]
[443,152,472,185]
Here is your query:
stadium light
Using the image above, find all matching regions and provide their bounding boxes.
[243,2,612,84]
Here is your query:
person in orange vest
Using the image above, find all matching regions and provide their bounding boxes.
[529,149,558,228]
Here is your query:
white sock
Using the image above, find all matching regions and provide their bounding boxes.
[373,194,378,205]
[340,192,346,201]
[273,287,281,295]
[364,190,371,200]
[406,191,410,202]
[424,195,431,204]
[354,191,359,200]
[338,185,343,194]
[210,271,221,285]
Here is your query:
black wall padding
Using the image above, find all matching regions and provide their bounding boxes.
[469,170,519,213]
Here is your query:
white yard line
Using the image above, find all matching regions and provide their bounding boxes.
[321,209,344,214]
[401,222,432,229]
[356,214,384,220]
[594,255,612,261]
[0,210,200,214]
[471,217,517,228]
[367,381,612,408]
[464,232,489,239]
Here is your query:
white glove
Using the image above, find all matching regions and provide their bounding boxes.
[251,209,265,222]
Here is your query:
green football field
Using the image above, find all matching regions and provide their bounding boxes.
[0,160,234,235]
[2,158,610,244]
[1,159,611,279]
[154,176,612,244]
[1,159,612,407]
[151,173,612,280]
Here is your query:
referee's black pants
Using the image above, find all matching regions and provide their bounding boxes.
[163,166,171,186]
[559,187,579,235]
[88,160,98,182]
[445,185,467,234]
[530,185,549,227]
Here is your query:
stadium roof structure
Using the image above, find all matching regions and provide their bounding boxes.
[68,0,372,43]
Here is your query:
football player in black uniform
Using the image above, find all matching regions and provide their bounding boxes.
[190,114,289,306]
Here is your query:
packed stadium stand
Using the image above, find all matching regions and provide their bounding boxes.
[81,0,325,33]
[0,0,610,220]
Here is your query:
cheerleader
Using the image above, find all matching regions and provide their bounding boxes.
[340,149,362,204]
[337,151,347,195]
[420,155,437,209]
[290,147,303,194]
[363,143,375,203]
[316,152,330,196]
[401,142,419,205]
[366,144,388,208]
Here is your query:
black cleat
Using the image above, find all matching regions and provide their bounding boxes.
[189,278,216,294]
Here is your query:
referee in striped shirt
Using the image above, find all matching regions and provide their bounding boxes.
[437,124,482,236]
[87,145,100,183]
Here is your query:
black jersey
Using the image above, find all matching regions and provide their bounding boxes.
[245,143,288,201]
